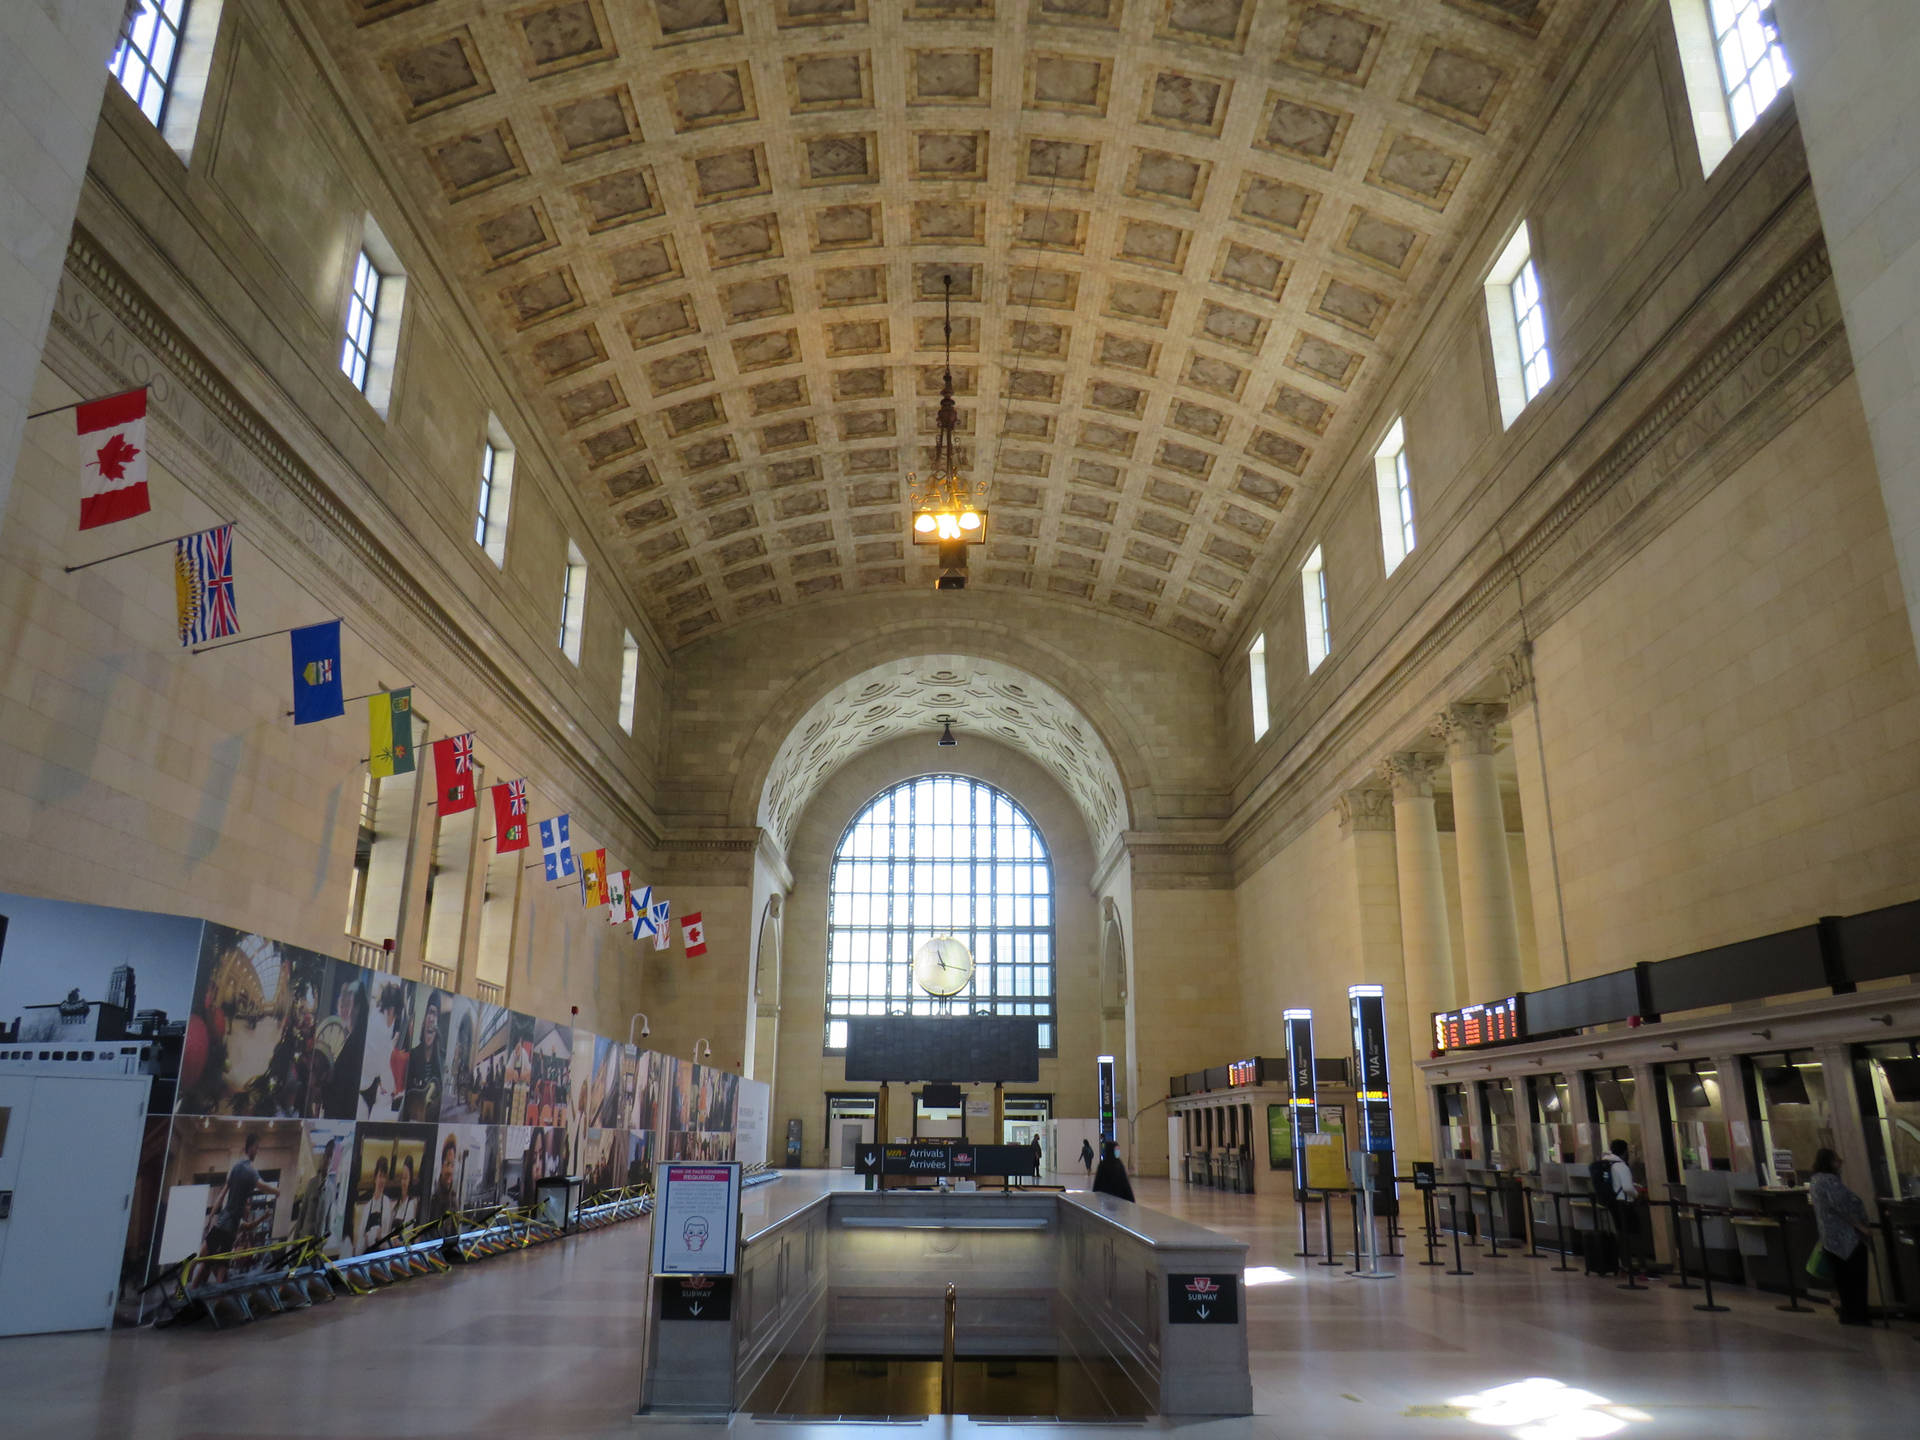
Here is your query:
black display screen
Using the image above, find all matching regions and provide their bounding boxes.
[843,1016,1040,1082]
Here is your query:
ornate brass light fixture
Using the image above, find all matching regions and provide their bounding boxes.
[908,273,987,589]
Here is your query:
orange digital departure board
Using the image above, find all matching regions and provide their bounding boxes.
[1433,995,1523,1052]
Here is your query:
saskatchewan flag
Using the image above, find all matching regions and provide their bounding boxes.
[370,687,415,777]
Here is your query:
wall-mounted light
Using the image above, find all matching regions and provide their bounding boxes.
[936,715,957,747]
[629,1012,650,1044]
[693,1037,713,1060]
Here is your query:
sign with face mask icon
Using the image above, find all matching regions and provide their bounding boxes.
[652,1161,741,1275]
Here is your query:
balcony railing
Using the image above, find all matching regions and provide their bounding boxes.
[347,935,395,973]
[420,961,454,992]
[477,980,503,1004]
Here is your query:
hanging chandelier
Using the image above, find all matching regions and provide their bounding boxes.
[908,272,988,589]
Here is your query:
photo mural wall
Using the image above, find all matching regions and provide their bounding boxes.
[0,892,755,1326]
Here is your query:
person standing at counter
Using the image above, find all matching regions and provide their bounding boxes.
[1809,1148,1874,1326]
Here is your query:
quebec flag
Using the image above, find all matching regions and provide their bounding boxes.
[540,813,577,881]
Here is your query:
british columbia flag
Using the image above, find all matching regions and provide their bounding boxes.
[174,524,237,646]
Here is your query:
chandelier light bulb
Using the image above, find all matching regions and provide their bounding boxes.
[959,510,981,531]
[914,512,936,534]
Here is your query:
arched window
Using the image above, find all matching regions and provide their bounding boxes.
[826,774,1055,1053]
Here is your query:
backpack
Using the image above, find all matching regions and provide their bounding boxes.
[1588,1157,1623,1205]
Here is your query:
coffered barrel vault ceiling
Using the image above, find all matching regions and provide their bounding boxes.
[307,0,1580,650]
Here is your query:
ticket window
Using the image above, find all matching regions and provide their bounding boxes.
[1744,1049,1833,1186]
[1662,1060,1732,1173]
[1854,1040,1920,1201]
[1479,1078,1520,1170]
[1585,1067,1642,1178]
[1529,1073,1576,1165]
[1437,1083,1472,1160]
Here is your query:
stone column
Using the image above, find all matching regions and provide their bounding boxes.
[1436,703,1524,1002]
[1340,784,1420,1153]
[1500,644,1570,988]
[1384,754,1455,1064]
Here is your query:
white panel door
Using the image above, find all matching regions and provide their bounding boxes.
[0,1074,148,1335]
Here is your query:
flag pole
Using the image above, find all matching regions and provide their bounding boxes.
[289,688,387,719]
[65,521,237,573]
[190,625,298,655]
[24,384,150,422]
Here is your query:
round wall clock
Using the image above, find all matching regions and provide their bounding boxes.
[912,935,974,997]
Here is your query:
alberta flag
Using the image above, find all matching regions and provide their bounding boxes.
[290,621,344,724]
[76,388,151,530]
[539,814,576,881]
[629,885,656,941]
[174,524,237,646]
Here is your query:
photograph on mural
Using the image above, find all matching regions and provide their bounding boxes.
[503,1012,536,1124]
[356,973,417,1121]
[662,1055,693,1134]
[0,893,200,1047]
[178,926,331,1118]
[581,1126,624,1195]
[625,1128,655,1188]
[467,1003,513,1123]
[288,1119,355,1256]
[619,1045,643,1130]
[438,994,493,1124]
[157,1118,299,1280]
[507,1124,570,1205]
[435,1123,507,1216]
[399,985,449,1123]
[635,1050,663,1133]
[587,1035,621,1130]
[310,960,371,1120]
[528,1019,572,1129]
[349,1121,436,1253]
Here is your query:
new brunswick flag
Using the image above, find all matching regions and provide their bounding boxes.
[369,688,414,777]
[580,848,610,908]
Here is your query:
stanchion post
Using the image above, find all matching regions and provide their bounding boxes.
[1296,1187,1315,1258]
[1483,1185,1504,1258]
[1523,1182,1544,1260]
[1691,1205,1730,1313]
[1319,1195,1341,1266]
[1616,1205,1644,1291]
[1774,1212,1812,1313]
[1661,1200,1697,1289]
[1421,1186,1442,1266]
[1549,1190,1575,1272]
[1446,1191,1472,1276]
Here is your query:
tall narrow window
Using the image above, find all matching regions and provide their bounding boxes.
[618,630,640,734]
[109,0,190,127]
[1483,222,1550,427]
[825,775,1056,1053]
[1248,634,1270,741]
[341,251,382,393]
[1709,0,1790,139]
[340,219,407,414]
[1300,545,1330,673]
[559,541,588,663]
[475,418,515,565]
[1373,418,1416,575]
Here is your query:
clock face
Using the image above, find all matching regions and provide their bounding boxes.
[912,936,974,997]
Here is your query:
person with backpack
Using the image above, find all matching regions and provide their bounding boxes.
[1587,1139,1639,1276]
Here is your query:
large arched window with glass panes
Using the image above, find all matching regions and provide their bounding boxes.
[825,775,1055,1053]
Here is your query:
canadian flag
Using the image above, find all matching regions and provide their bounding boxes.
[76,388,152,530]
[681,912,706,957]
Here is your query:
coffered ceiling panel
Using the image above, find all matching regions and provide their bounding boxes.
[307,0,1582,650]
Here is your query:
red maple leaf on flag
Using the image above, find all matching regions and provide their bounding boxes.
[92,433,141,481]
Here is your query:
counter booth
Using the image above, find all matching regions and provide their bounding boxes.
[1168,1057,1353,1194]
[1418,896,1920,1314]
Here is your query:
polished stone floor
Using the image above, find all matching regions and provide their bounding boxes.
[0,1172,1912,1440]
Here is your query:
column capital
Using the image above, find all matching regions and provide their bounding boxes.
[1337,785,1395,835]
[1382,752,1443,801]
[1497,641,1535,712]
[1434,702,1505,758]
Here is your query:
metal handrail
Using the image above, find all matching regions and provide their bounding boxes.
[940,1283,957,1414]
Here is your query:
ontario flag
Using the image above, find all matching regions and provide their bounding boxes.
[607,868,629,927]
[431,733,477,814]
[76,388,151,530]
[491,779,530,853]
[682,912,706,957]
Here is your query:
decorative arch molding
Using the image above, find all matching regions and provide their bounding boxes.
[1099,897,1129,1014]
[731,622,1152,855]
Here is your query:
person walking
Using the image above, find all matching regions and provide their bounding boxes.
[1809,1148,1874,1326]
[1079,1136,1095,1179]
[1091,1140,1135,1203]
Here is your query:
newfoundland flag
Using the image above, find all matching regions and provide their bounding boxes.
[289,621,344,725]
